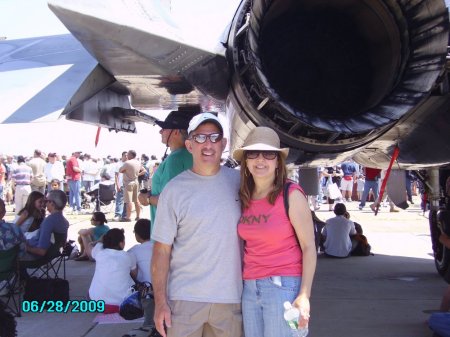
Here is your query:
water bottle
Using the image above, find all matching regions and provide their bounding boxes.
[283,301,309,337]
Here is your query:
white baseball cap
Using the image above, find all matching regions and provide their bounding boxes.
[187,112,223,135]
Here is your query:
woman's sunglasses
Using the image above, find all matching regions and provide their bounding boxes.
[189,133,223,144]
[245,151,278,160]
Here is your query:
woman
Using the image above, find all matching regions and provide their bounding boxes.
[89,228,137,312]
[233,127,317,337]
[15,191,46,239]
[75,211,110,261]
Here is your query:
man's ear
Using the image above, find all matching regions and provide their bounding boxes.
[185,139,193,154]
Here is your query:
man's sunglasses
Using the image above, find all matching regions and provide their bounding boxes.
[245,151,278,160]
[189,133,223,144]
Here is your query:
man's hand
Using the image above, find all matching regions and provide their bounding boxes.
[154,301,172,337]
[138,192,150,206]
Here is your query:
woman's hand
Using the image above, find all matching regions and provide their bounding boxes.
[293,294,310,328]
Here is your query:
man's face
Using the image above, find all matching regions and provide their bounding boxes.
[186,122,226,167]
[159,128,173,145]
[121,153,128,162]
[48,156,56,163]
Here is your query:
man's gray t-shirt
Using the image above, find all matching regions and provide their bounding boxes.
[152,166,242,303]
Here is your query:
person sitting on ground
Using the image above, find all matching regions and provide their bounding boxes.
[21,189,69,261]
[89,228,137,313]
[75,211,110,261]
[321,203,357,258]
[125,219,157,335]
[14,191,46,240]
[426,232,450,337]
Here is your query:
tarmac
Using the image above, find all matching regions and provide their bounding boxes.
[3,195,446,337]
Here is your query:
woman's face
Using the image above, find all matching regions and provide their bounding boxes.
[245,151,278,180]
[34,197,45,210]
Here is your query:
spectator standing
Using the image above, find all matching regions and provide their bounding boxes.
[340,159,357,202]
[152,112,243,337]
[0,157,5,199]
[358,167,381,210]
[138,111,193,228]
[81,154,98,192]
[28,149,47,194]
[12,156,32,215]
[113,152,128,221]
[44,153,65,191]
[119,150,145,221]
[66,151,82,214]
[232,127,316,337]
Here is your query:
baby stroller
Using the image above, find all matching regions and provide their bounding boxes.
[80,190,94,210]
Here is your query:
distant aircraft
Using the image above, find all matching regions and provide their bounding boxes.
[1,0,450,280]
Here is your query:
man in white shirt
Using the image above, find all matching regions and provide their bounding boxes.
[44,153,65,191]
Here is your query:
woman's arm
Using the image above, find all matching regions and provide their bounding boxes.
[288,189,317,327]
[15,210,29,226]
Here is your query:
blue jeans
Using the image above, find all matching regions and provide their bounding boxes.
[359,180,379,208]
[114,187,126,217]
[429,313,450,337]
[242,276,301,337]
[68,180,81,211]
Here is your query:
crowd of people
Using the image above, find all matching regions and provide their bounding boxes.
[0,111,446,337]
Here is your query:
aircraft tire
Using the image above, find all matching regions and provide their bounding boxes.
[430,209,450,283]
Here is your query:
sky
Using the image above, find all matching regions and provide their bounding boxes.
[0,0,238,159]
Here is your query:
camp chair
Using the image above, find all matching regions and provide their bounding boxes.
[21,232,68,280]
[0,244,21,317]
[94,183,116,213]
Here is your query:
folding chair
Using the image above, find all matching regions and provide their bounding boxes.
[21,232,68,280]
[95,183,116,213]
[0,244,21,317]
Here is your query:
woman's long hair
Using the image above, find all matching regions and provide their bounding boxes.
[239,152,287,210]
[102,228,125,250]
[18,191,45,232]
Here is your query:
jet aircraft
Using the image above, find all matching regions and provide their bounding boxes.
[1,0,450,280]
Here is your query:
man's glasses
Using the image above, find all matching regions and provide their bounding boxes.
[189,133,223,144]
[245,151,278,160]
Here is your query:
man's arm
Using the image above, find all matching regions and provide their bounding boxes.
[152,241,173,337]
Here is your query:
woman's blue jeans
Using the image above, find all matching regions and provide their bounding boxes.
[242,276,301,337]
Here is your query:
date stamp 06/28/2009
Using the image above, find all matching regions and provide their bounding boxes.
[22,300,105,313]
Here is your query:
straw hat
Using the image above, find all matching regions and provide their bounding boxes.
[232,127,289,161]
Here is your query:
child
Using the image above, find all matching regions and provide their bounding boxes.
[356,175,365,201]
[75,211,110,261]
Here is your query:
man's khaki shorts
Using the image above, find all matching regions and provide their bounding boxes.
[124,181,138,203]
[167,301,243,337]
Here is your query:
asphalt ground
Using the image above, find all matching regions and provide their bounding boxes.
[3,195,445,337]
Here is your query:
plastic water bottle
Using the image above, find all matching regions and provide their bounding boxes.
[283,301,309,337]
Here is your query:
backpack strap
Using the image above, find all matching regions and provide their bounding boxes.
[283,181,293,218]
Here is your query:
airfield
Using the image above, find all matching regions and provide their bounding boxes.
[3,196,444,337]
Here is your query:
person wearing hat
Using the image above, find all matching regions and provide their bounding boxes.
[233,126,317,337]
[138,111,194,228]
[152,112,243,337]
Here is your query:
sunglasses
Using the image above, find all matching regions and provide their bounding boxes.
[245,151,278,160]
[189,133,223,144]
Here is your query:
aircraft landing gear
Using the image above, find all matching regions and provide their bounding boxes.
[430,209,450,283]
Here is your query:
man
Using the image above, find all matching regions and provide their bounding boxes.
[22,189,69,259]
[119,150,146,221]
[66,151,82,214]
[113,152,128,221]
[11,156,32,215]
[81,154,98,192]
[152,112,243,337]
[27,149,47,194]
[138,111,194,227]
[321,203,357,258]
[358,167,381,210]
[0,198,25,252]
[340,159,358,202]
[44,153,65,191]
[0,157,5,200]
